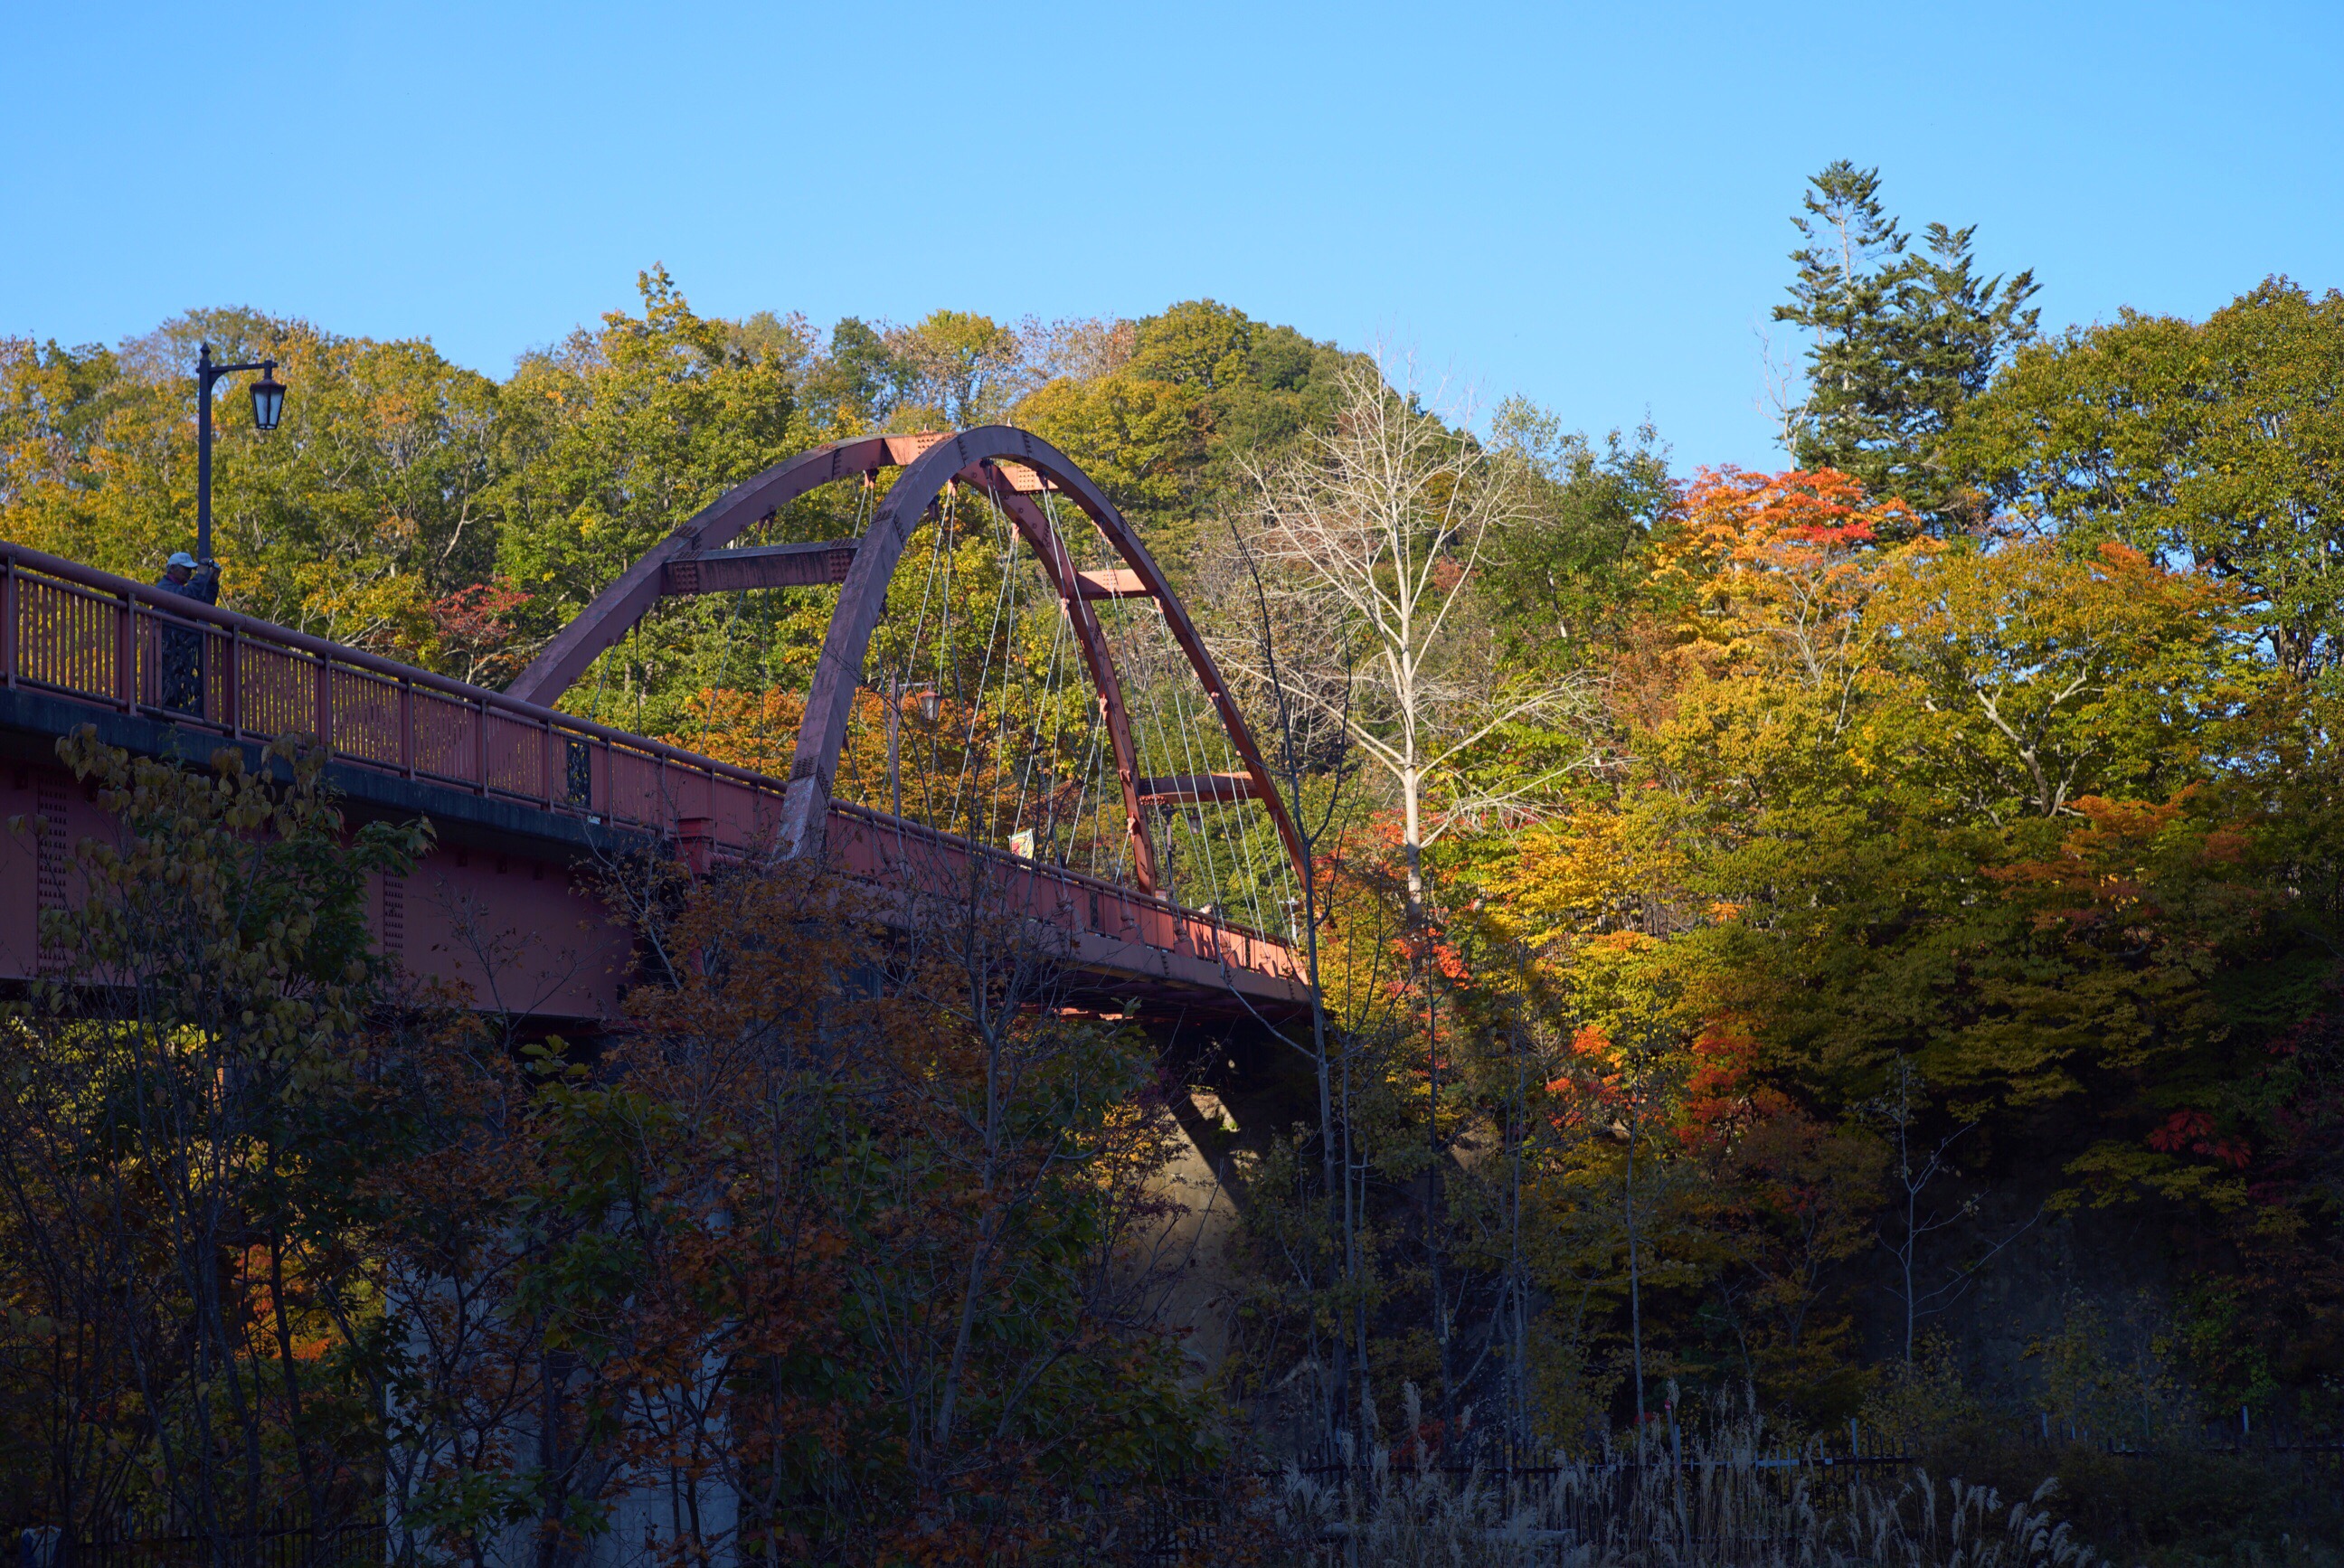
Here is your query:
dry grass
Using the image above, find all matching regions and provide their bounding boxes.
[1243,1392,2110,1567]
[1269,1455,2099,1567]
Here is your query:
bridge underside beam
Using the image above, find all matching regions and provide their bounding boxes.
[0,688,639,1030]
[821,804,1309,1019]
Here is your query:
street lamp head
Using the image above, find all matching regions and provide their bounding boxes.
[249,363,285,432]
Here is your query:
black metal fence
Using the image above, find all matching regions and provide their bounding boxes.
[33,1516,383,1568]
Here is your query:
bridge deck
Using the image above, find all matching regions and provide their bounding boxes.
[0,543,1307,1020]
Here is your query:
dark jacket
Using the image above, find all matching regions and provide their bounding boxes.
[153,568,220,606]
[151,569,218,710]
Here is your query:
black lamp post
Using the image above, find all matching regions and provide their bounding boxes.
[195,342,287,561]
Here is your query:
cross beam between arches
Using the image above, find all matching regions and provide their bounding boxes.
[506,431,953,708]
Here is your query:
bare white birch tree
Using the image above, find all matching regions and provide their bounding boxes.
[1230,355,1572,914]
[1218,354,1584,1447]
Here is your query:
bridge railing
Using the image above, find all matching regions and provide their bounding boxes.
[825,801,1302,985]
[0,543,1302,991]
[0,542,786,850]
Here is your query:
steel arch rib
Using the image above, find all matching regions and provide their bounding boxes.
[776,426,1309,893]
[506,433,935,708]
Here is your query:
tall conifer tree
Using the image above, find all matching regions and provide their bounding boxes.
[1774,162,2037,528]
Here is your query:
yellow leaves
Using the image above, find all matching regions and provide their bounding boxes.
[1871,536,2249,817]
[1630,467,2251,834]
[1479,804,1680,952]
[1586,930,1659,955]
[672,685,807,776]
[2061,1136,2249,1213]
[1628,469,1923,800]
[289,555,441,663]
[1014,373,1200,512]
[1874,536,2232,667]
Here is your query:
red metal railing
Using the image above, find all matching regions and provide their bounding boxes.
[0,543,1304,993]
[826,802,1305,991]
[0,542,786,852]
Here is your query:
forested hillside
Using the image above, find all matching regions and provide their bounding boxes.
[1,165,2339,1562]
[0,280,1356,721]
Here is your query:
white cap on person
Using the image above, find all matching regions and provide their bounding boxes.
[167,552,199,570]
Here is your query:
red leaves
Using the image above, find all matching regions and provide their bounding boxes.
[430,575,530,638]
[2147,1109,2252,1167]
[2147,1109,2214,1151]
[1990,794,2265,961]
[1687,466,1897,549]
[1990,796,2185,928]
[429,576,534,684]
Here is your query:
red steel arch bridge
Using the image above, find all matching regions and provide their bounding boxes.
[0,428,1310,1028]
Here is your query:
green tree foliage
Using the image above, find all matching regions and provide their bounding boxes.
[884,308,1030,426]
[800,315,907,430]
[0,733,426,1542]
[1952,277,2344,681]
[1441,439,2335,1450]
[0,742,1215,1561]
[0,313,502,659]
[1483,400,1675,674]
[1035,298,1357,568]
[1130,302,1355,465]
[1016,372,1201,514]
[1128,298,1256,391]
[1774,161,2038,524]
[423,864,1215,1563]
[0,283,1362,720]
[493,266,805,628]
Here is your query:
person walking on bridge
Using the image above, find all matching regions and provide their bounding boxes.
[153,551,219,714]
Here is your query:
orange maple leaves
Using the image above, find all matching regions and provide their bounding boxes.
[1655,467,1911,606]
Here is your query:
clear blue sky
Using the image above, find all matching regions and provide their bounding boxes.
[6,1,2337,470]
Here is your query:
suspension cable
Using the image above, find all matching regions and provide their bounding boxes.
[943,487,1019,841]
[697,588,748,754]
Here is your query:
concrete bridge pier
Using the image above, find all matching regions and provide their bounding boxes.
[1147,1016,1323,1384]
